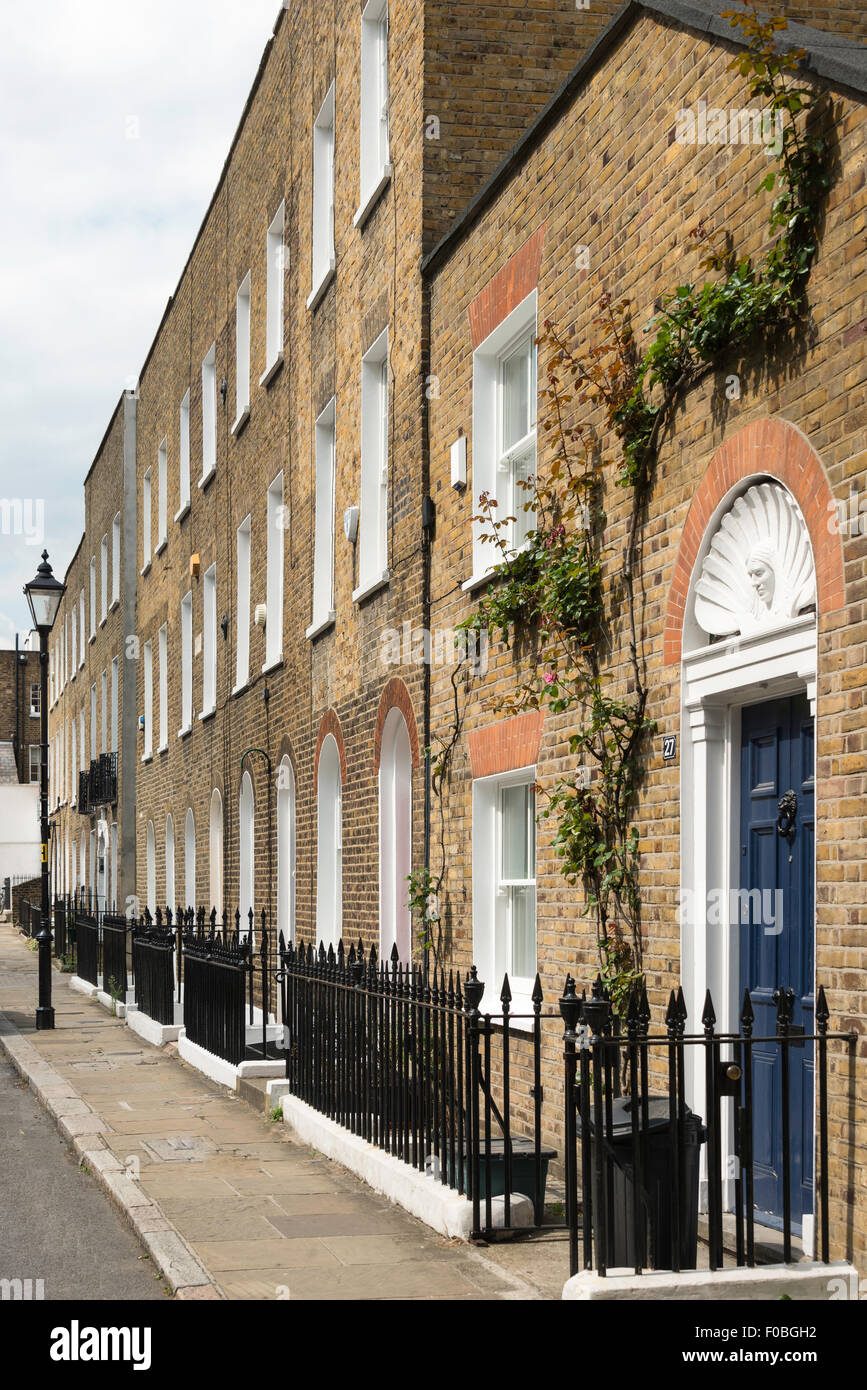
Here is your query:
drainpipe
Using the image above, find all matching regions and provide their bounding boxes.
[420,275,433,949]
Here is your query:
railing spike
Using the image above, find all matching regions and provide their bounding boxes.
[531,973,544,1006]
[500,973,512,1006]
[701,988,716,1029]
[816,984,830,1027]
[740,987,755,1029]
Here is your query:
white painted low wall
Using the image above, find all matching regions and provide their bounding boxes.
[280,1092,532,1241]
[563,1261,859,1301]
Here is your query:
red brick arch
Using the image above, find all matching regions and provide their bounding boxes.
[373,678,421,773]
[663,418,845,665]
[315,709,346,785]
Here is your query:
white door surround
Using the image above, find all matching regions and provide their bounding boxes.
[678,476,818,1230]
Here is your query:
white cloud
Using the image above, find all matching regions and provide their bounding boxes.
[0,0,283,645]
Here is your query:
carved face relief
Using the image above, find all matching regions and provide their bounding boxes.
[693,482,816,639]
[746,555,775,609]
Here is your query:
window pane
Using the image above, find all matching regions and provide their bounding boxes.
[511,885,536,978]
[501,334,531,451]
[501,783,533,881]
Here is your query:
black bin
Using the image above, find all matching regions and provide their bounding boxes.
[580,1095,706,1270]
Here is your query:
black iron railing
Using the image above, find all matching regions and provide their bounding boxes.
[559,976,857,1278]
[101,913,129,999]
[75,912,100,987]
[77,771,90,815]
[131,912,177,1026]
[180,915,252,1064]
[278,940,557,1234]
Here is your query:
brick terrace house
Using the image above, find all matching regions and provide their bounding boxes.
[423,3,867,1268]
[48,393,137,916]
[43,0,867,1277]
[0,634,41,884]
[130,0,618,943]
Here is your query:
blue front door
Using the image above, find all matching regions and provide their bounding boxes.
[739,693,814,1231]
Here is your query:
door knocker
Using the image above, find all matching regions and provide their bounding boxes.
[777,789,797,861]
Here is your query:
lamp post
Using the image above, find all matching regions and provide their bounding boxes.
[24,550,66,1030]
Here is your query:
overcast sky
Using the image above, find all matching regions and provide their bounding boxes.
[0,0,282,646]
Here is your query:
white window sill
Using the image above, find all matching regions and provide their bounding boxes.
[109,598,119,612]
[353,165,392,230]
[306,611,335,641]
[261,655,283,676]
[141,562,152,578]
[231,680,249,698]
[142,753,153,765]
[157,744,168,756]
[260,353,284,389]
[178,725,192,741]
[306,261,336,312]
[199,707,217,724]
[155,538,167,557]
[198,467,216,492]
[174,502,191,524]
[352,571,390,605]
[479,990,537,1033]
[99,617,107,629]
[462,567,497,593]
[231,407,250,438]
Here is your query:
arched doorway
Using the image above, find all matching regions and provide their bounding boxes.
[165,814,175,914]
[276,757,295,944]
[184,809,196,911]
[239,771,255,936]
[379,707,412,961]
[145,821,156,915]
[316,734,342,949]
[209,790,223,916]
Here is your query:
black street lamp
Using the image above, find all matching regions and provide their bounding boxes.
[23,550,65,1030]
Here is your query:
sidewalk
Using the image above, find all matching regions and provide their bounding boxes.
[0,924,551,1301]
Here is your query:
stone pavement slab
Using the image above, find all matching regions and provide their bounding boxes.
[0,924,547,1301]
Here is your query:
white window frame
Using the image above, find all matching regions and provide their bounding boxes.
[472,766,538,1023]
[111,513,120,606]
[307,398,336,638]
[158,624,168,751]
[468,290,538,588]
[200,344,217,486]
[176,390,191,519]
[233,272,251,431]
[234,515,251,692]
[143,639,153,760]
[79,591,85,665]
[264,474,284,671]
[90,556,97,637]
[70,607,77,676]
[201,564,217,718]
[263,202,286,380]
[157,439,168,550]
[308,83,335,309]
[356,0,390,226]
[142,469,152,573]
[355,329,389,600]
[100,535,108,622]
[180,591,193,735]
[165,815,175,913]
[239,771,255,933]
[101,668,107,756]
[111,657,118,754]
[29,744,40,783]
[29,682,40,718]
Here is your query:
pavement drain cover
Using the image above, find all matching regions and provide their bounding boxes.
[141,1136,217,1163]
